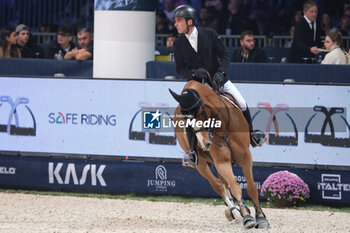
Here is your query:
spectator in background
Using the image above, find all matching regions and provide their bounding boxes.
[0,27,20,58]
[164,0,188,28]
[291,9,303,27]
[340,8,350,36]
[156,10,171,34]
[166,33,177,53]
[220,0,248,35]
[249,0,274,35]
[199,7,217,30]
[16,24,44,58]
[232,30,266,62]
[339,15,350,36]
[284,25,295,48]
[321,31,350,64]
[45,25,75,59]
[204,0,227,34]
[64,28,93,61]
[288,0,323,63]
[321,13,337,34]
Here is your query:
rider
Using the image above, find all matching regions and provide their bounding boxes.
[172,5,266,168]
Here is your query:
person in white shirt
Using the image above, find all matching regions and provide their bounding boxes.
[321,31,350,65]
[172,5,266,168]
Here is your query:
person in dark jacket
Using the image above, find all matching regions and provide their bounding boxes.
[16,24,44,58]
[232,30,266,63]
[45,25,75,59]
[172,5,266,168]
[288,0,323,63]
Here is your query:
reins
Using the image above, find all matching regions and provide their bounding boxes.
[197,72,236,161]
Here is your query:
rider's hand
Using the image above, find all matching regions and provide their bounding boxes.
[213,71,226,87]
[191,68,209,81]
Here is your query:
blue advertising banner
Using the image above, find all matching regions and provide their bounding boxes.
[1,155,349,205]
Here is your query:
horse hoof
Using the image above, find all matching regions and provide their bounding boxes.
[243,215,256,229]
[255,218,270,229]
[224,207,241,222]
[224,208,233,221]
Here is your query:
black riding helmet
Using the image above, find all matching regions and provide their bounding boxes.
[173,5,196,34]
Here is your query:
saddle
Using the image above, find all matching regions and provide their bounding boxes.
[221,92,241,112]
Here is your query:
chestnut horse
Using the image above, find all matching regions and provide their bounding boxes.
[169,80,269,229]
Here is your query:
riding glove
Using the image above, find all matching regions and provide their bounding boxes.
[213,71,226,87]
[191,68,209,82]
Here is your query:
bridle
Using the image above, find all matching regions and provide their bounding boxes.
[185,80,233,149]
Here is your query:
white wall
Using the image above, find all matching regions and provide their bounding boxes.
[93,10,155,79]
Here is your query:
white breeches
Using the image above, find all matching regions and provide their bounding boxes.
[222,81,247,111]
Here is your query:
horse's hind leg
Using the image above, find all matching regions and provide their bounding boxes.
[240,150,270,229]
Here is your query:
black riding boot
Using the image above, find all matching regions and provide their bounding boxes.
[242,106,266,147]
[183,127,198,168]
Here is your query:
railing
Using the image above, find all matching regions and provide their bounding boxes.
[156,34,267,48]
[32,32,57,44]
[272,36,293,48]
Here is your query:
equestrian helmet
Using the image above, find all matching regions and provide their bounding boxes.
[173,5,197,21]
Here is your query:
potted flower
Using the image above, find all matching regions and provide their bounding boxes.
[260,170,310,207]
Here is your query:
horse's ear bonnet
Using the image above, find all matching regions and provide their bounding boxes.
[169,88,202,117]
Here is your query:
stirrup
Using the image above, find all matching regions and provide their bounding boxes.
[182,151,198,168]
[251,130,267,147]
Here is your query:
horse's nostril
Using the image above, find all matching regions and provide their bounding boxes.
[206,143,211,148]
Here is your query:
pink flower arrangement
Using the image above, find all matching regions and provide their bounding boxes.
[261,170,310,206]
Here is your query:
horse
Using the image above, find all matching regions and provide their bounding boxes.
[169,80,270,229]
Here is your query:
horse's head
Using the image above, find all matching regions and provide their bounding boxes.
[169,88,216,151]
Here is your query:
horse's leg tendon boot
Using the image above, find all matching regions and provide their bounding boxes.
[182,127,198,168]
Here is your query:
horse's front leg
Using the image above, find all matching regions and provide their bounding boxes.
[195,153,241,222]
[211,146,256,229]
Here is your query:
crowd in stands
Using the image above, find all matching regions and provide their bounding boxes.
[0,24,93,61]
[0,0,350,65]
[156,0,350,37]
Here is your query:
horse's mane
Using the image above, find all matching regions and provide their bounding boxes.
[184,80,219,103]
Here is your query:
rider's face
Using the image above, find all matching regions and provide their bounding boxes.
[174,17,187,34]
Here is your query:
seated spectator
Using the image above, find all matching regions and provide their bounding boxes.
[232,30,266,63]
[156,10,171,34]
[220,0,248,35]
[285,25,295,48]
[166,33,177,53]
[64,28,93,61]
[321,13,337,34]
[321,31,350,65]
[339,15,350,36]
[199,7,217,30]
[45,25,75,59]
[0,27,21,58]
[16,24,44,58]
